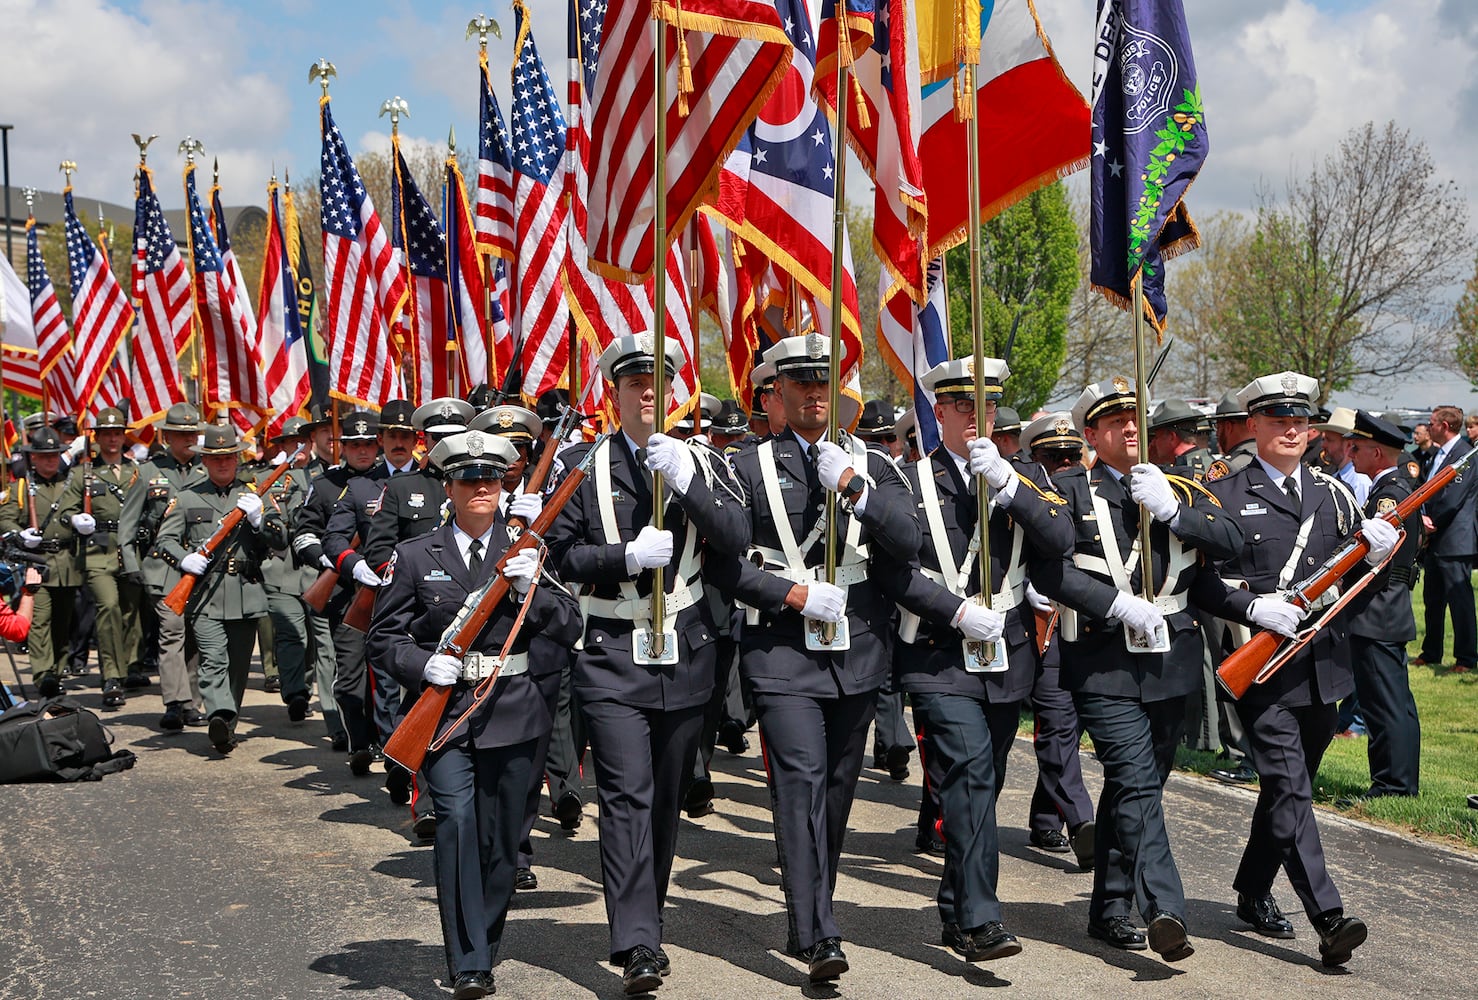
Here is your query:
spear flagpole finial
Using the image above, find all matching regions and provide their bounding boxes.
[447,124,456,155]
[309,59,337,98]
[465,14,501,53]
[177,137,204,165]
[378,96,411,137]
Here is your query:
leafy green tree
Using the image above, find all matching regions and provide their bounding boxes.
[1453,252,1478,388]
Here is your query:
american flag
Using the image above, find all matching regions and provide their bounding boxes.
[0,246,45,401]
[474,53,516,261]
[510,7,571,399]
[186,164,266,430]
[257,183,312,438]
[62,188,134,417]
[584,0,790,283]
[446,157,494,391]
[488,257,513,390]
[24,217,73,400]
[319,98,408,409]
[93,221,133,421]
[389,144,451,404]
[879,254,950,453]
[130,165,190,425]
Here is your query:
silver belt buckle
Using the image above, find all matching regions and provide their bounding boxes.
[461,652,485,680]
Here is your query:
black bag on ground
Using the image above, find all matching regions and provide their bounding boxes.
[0,696,136,783]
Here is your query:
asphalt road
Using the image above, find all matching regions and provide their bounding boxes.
[2,676,1475,1000]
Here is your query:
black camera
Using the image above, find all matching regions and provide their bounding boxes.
[0,533,50,598]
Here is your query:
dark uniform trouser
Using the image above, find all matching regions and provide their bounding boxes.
[873,680,911,761]
[265,592,309,701]
[154,596,200,707]
[1029,662,1094,835]
[912,692,1020,929]
[540,649,584,807]
[69,584,95,672]
[256,616,276,681]
[691,634,737,787]
[581,699,705,961]
[753,688,877,954]
[333,620,402,751]
[424,738,536,980]
[517,667,564,869]
[1350,636,1421,796]
[29,585,76,682]
[1072,692,1188,923]
[82,557,141,684]
[1421,553,1477,666]
[1233,697,1343,921]
[306,608,343,740]
[192,617,261,726]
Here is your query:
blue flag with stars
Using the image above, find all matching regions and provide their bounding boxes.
[1089,0,1207,332]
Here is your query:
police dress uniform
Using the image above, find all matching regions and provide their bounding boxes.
[546,336,751,973]
[366,432,582,992]
[706,336,922,966]
[873,359,1074,955]
[1417,428,1478,669]
[1194,372,1375,963]
[1032,378,1243,957]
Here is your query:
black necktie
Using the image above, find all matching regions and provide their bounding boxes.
[468,538,484,576]
[1284,477,1301,514]
[806,443,821,490]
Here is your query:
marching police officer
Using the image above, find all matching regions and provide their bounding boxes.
[708,335,920,983]
[121,402,206,730]
[875,358,1073,962]
[547,333,750,994]
[255,418,316,723]
[155,424,284,753]
[1194,373,1397,968]
[1032,377,1243,964]
[1147,400,1213,481]
[367,429,582,1000]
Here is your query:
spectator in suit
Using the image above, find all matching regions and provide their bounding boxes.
[1414,404,1478,673]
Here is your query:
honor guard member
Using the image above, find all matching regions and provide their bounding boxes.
[1194,372,1397,967]
[749,361,786,439]
[0,428,81,698]
[367,430,582,1000]
[709,400,750,453]
[546,332,750,994]
[1205,391,1258,483]
[1147,399,1213,481]
[255,418,318,724]
[468,405,541,517]
[1031,377,1243,964]
[707,335,921,983]
[1342,411,1424,801]
[62,407,145,707]
[303,406,336,479]
[155,425,284,753]
[855,399,902,461]
[991,406,1023,459]
[874,359,1073,962]
[1015,413,1097,868]
[121,403,206,730]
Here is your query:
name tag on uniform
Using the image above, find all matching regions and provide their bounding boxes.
[424,570,452,582]
[408,492,425,508]
[776,476,794,491]
[1241,504,1268,516]
[610,490,626,503]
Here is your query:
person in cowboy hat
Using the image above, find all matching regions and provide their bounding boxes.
[154,424,288,753]
[1147,399,1214,482]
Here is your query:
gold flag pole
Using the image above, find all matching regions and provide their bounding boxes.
[467,15,502,395]
[176,138,206,418]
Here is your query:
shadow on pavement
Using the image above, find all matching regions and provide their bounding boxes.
[310,938,447,1000]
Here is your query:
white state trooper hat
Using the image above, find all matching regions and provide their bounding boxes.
[1236,371,1320,417]
[597,332,683,383]
[1022,411,1084,452]
[763,333,832,383]
[920,356,1009,399]
[428,429,518,480]
[468,404,542,443]
[1071,376,1139,430]
[413,397,475,435]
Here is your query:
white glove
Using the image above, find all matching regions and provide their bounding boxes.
[351,562,382,588]
[643,433,696,495]
[422,653,462,686]
[814,441,854,492]
[19,528,43,550]
[800,581,847,623]
[952,599,1005,642]
[319,554,334,570]
[968,437,1014,490]
[1129,463,1180,522]
[1247,596,1306,638]
[235,491,264,528]
[271,450,288,467]
[502,548,538,594]
[179,552,210,575]
[1362,517,1399,567]
[625,525,673,571]
[1109,592,1165,637]
[65,437,86,461]
[507,493,543,524]
[70,513,96,536]
[1025,582,1053,615]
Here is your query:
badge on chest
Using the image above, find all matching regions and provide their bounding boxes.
[408,492,425,509]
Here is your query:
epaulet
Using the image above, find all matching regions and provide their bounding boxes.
[1165,472,1221,507]
[1014,470,1066,505]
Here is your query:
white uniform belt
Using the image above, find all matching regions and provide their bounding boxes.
[753,557,870,587]
[583,576,705,622]
[920,566,1025,612]
[460,651,528,681]
[1152,592,1190,614]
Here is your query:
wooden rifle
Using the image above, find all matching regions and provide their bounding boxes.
[1217,447,1468,698]
[382,430,606,774]
[302,532,356,613]
[163,445,305,615]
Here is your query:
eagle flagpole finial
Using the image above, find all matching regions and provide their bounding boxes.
[177,137,204,166]
[309,59,337,98]
[466,14,501,52]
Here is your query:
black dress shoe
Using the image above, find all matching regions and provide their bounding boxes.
[1088,915,1147,950]
[449,969,492,999]
[331,733,350,753]
[101,678,126,708]
[370,744,386,764]
[182,706,207,727]
[36,674,61,699]
[717,723,750,755]
[553,791,583,831]
[287,694,310,722]
[1314,911,1367,967]
[1211,761,1258,784]
[386,765,413,806]
[622,945,663,995]
[943,922,1021,961]
[208,716,235,753]
[349,748,374,776]
[123,671,150,690]
[1070,821,1096,870]
[414,813,437,841]
[1028,829,1071,853]
[654,947,671,976]
[514,867,538,891]
[914,831,946,856]
[684,777,715,818]
[159,702,185,731]
[1146,910,1194,962]
[800,937,848,981]
[884,745,911,781]
[263,676,282,694]
[1236,892,1295,939]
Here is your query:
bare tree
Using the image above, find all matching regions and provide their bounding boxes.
[1060,189,1134,401]
[1222,121,1474,403]
[1162,210,1250,399]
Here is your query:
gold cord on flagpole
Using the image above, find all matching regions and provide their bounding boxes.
[645,10,670,660]
[820,31,851,647]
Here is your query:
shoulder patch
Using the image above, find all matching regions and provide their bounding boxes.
[1205,460,1230,482]
[1376,497,1398,515]
[1407,461,1420,479]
